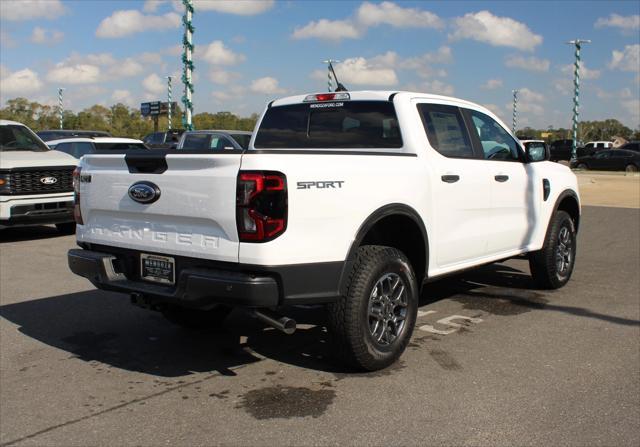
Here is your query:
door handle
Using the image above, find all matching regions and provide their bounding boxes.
[441,175,460,183]
[494,175,509,182]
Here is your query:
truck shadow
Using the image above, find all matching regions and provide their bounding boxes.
[1,261,637,377]
[0,225,68,243]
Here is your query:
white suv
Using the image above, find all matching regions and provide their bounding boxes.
[0,120,77,233]
[67,91,580,370]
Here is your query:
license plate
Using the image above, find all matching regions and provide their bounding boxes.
[140,254,175,285]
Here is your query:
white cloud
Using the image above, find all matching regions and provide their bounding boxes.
[560,62,601,80]
[292,19,362,42]
[46,64,101,84]
[518,87,544,103]
[96,10,181,38]
[292,1,442,42]
[482,79,503,90]
[505,55,550,72]
[190,0,274,15]
[333,57,399,86]
[142,73,166,95]
[112,89,135,107]
[421,79,454,96]
[0,67,43,94]
[116,58,144,77]
[622,99,640,121]
[449,11,542,51]
[483,103,504,119]
[209,70,240,85]
[403,46,453,71]
[553,78,572,96]
[355,1,443,29]
[609,44,640,72]
[212,91,233,102]
[595,14,640,32]
[596,87,633,100]
[509,87,545,115]
[143,0,166,13]
[30,27,64,45]
[199,40,246,65]
[250,77,286,94]
[139,52,163,65]
[0,0,65,21]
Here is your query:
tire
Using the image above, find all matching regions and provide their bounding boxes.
[327,245,418,371]
[625,164,638,173]
[529,210,577,289]
[577,163,588,170]
[55,222,76,234]
[161,304,232,330]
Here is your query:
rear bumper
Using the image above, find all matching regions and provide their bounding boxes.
[68,247,343,309]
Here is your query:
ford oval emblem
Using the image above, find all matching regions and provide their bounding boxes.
[40,176,58,185]
[128,181,161,204]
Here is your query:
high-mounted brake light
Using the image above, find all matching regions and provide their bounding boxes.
[303,92,350,102]
[73,166,83,225]
[236,171,287,242]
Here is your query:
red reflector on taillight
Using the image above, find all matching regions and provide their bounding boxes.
[315,93,336,101]
[236,171,287,243]
[72,166,83,225]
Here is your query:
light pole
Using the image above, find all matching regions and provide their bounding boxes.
[512,89,518,134]
[167,76,172,130]
[58,87,65,130]
[566,39,591,162]
[323,59,340,92]
[182,0,194,130]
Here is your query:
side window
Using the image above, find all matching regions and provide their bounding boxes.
[417,104,474,158]
[467,110,520,161]
[594,151,610,159]
[53,142,73,155]
[72,142,94,158]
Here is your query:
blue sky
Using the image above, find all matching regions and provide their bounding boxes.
[1,0,638,129]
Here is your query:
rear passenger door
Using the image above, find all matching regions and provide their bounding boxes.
[416,103,490,267]
[463,109,534,255]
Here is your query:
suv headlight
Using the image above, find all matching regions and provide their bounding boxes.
[0,172,9,194]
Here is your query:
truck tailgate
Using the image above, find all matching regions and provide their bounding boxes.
[76,153,242,262]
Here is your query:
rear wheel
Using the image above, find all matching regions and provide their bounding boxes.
[576,163,588,170]
[55,222,76,234]
[327,245,418,371]
[162,305,232,330]
[529,210,577,289]
[625,164,638,173]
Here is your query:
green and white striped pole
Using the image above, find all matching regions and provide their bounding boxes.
[58,87,64,130]
[182,0,194,130]
[512,89,518,134]
[323,59,339,92]
[167,76,172,130]
[567,39,591,162]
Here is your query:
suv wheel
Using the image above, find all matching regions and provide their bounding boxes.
[577,163,588,170]
[625,164,638,173]
[529,210,577,289]
[162,305,232,330]
[327,245,418,371]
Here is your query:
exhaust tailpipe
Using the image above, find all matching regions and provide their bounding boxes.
[253,309,296,335]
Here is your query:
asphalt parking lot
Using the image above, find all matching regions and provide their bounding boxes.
[1,205,639,446]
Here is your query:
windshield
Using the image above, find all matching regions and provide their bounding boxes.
[231,134,251,150]
[0,125,49,152]
[94,142,147,150]
[254,101,403,149]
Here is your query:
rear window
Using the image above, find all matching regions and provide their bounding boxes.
[231,134,251,150]
[94,142,147,150]
[254,101,402,149]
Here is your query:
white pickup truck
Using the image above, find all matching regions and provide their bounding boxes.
[1,120,77,233]
[68,91,580,371]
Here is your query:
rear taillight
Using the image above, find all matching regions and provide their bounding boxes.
[236,171,287,242]
[73,166,83,225]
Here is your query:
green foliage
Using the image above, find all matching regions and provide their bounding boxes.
[516,119,637,142]
[0,98,258,139]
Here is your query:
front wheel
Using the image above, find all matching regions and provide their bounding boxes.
[529,210,577,289]
[625,164,638,173]
[576,163,588,170]
[327,245,418,371]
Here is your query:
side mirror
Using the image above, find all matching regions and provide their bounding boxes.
[526,143,549,162]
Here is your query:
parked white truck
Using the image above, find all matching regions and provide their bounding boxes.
[1,120,77,233]
[68,91,580,371]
